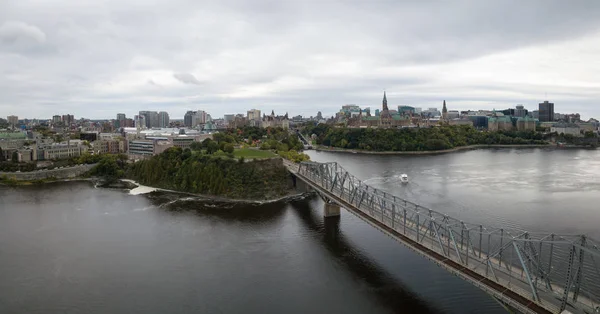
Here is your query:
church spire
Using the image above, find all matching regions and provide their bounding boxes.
[382,91,389,111]
[442,100,447,113]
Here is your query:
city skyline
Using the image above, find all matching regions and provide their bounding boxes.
[2,1,600,119]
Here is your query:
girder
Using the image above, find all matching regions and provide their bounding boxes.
[293,161,600,314]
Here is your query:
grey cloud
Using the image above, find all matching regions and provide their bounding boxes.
[1,0,600,120]
[173,72,202,85]
[0,21,46,45]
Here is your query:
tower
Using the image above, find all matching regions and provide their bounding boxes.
[380,91,391,119]
[382,91,389,111]
[442,100,448,121]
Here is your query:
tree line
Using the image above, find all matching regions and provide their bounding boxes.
[304,124,548,152]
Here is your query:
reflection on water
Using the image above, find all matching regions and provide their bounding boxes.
[306,148,600,239]
[6,147,595,314]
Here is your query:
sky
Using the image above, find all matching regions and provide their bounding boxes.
[1,0,600,120]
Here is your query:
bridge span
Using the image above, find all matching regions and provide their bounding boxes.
[284,160,600,314]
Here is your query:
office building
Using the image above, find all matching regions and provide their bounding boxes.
[158,111,170,128]
[52,115,62,124]
[134,115,147,129]
[514,105,527,118]
[7,115,18,127]
[539,101,555,122]
[183,110,207,128]
[247,109,261,121]
[62,114,74,125]
[139,111,160,128]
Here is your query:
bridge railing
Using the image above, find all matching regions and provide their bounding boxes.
[296,161,600,314]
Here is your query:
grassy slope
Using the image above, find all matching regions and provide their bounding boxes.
[233,148,277,159]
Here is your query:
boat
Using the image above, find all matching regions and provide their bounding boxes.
[400,174,409,184]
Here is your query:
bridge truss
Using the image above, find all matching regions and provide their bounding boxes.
[295,161,600,314]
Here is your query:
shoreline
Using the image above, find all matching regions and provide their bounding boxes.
[123,179,307,204]
[0,176,308,204]
[313,144,596,155]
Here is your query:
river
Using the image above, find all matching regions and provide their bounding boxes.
[0,148,598,314]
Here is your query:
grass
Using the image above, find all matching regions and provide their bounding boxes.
[233,148,277,159]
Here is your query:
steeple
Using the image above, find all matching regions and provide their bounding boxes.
[271,110,275,116]
[382,91,389,111]
[442,100,447,113]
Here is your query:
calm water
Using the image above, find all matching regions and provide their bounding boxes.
[1,148,598,314]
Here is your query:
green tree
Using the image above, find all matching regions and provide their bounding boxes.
[0,147,5,162]
[224,143,235,154]
[206,141,219,154]
[12,151,19,163]
[190,141,203,151]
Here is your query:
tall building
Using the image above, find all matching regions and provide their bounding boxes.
[139,111,160,128]
[52,115,62,124]
[7,115,18,127]
[538,101,555,122]
[183,110,206,128]
[442,100,448,121]
[158,111,170,128]
[247,109,261,121]
[62,114,74,125]
[224,114,235,125]
[184,111,195,127]
[116,113,126,128]
[514,105,527,118]
[134,115,147,129]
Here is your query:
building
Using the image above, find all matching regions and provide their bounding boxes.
[223,114,235,125]
[551,123,581,137]
[538,101,555,122]
[128,138,174,159]
[158,111,170,128]
[261,111,290,129]
[468,116,489,129]
[514,105,527,118]
[516,116,536,131]
[7,115,18,127]
[17,146,37,162]
[347,92,412,128]
[247,109,261,121]
[398,106,415,115]
[135,115,146,129]
[442,100,448,121]
[139,111,159,128]
[62,114,74,125]
[43,143,85,160]
[52,115,62,124]
[184,110,207,128]
[488,115,513,131]
[447,110,460,120]
[116,113,126,128]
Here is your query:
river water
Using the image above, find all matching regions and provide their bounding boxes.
[1,148,598,314]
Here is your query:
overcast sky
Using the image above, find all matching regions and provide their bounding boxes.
[1,0,600,120]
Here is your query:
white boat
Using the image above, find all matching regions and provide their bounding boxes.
[400,174,409,184]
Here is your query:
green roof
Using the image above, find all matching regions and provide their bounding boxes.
[488,116,511,123]
[391,115,410,120]
[517,116,535,122]
[0,132,26,139]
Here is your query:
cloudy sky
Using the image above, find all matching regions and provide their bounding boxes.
[1,0,600,120]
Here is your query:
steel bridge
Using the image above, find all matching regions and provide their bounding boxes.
[284,160,600,314]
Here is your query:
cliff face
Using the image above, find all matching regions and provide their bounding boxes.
[126,150,293,200]
[0,164,96,181]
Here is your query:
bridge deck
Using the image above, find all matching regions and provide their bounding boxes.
[284,160,600,314]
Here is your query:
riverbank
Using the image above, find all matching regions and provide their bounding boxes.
[313,144,596,155]
[120,179,307,204]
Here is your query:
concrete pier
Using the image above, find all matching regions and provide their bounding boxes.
[324,203,341,217]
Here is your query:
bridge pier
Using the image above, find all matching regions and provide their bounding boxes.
[324,202,341,217]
